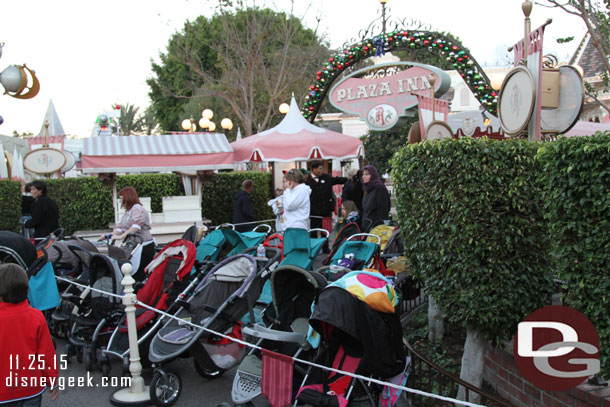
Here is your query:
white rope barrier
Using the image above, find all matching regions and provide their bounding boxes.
[54,275,486,407]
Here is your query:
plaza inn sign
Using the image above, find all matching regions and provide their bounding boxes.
[329,62,451,131]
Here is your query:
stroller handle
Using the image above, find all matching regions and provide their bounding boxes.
[309,228,330,239]
[214,223,236,230]
[252,223,272,234]
[242,325,309,348]
[347,233,382,245]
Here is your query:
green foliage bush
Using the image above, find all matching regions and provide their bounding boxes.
[117,173,184,213]
[391,138,554,345]
[0,180,22,233]
[201,171,273,227]
[46,177,114,236]
[537,132,610,377]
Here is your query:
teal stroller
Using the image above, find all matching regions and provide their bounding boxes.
[316,233,382,281]
[279,228,329,271]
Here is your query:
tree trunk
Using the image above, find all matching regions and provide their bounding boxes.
[457,327,487,404]
[427,297,444,341]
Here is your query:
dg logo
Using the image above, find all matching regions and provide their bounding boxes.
[513,305,600,391]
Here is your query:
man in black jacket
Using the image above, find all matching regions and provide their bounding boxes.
[233,179,255,232]
[306,161,347,252]
[24,180,60,239]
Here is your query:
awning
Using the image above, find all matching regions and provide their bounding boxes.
[82,133,234,174]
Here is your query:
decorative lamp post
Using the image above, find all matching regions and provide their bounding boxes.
[279,103,290,114]
[181,116,196,133]
[378,0,388,37]
[221,118,233,131]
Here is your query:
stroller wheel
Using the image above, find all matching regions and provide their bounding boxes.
[150,369,182,407]
[101,362,111,378]
[84,350,93,372]
[64,344,74,363]
[53,321,68,339]
[193,359,225,379]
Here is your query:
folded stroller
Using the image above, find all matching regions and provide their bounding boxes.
[296,271,408,407]
[147,253,266,407]
[100,239,198,376]
[65,253,124,372]
[230,264,327,406]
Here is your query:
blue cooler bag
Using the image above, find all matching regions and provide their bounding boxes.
[28,262,60,311]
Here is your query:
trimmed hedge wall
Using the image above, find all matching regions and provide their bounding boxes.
[201,171,274,226]
[117,173,184,214]
[537,132,610,377]
[0,180,22,233]
[391,138,554,345]
[46,177,114,235]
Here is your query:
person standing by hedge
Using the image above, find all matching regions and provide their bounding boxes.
[233,179,255,232]
[361,165,391,232]
[24,180,60,239]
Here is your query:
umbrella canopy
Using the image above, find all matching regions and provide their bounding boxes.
[231,96,364,163]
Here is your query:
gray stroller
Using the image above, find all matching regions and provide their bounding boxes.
[147,251,275,407]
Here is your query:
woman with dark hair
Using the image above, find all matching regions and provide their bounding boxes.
[99,186,154,281]
[361,165,391,232]
[24,180,60,239]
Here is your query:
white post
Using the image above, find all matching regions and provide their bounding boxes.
[110,263,150,406]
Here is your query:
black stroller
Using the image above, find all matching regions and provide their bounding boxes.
[65,253,124,371]
[296,281,408,407]
[230,264,327,406]
[147,252,270,406]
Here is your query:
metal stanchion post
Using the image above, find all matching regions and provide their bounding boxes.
[110,263,151,406]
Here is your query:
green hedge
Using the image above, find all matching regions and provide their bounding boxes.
[117,173,184,213]
[201,171,273,226]
[0,180,22,233]
[46,177,114,235]
[391,138,554,345]
[537,132,610,377]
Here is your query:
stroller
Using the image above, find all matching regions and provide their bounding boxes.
[100,239,198,376]
[147,253,268,406]
[64,252,124,371]
[230,264,327,406]
[323,222,361,266]
[318,233,386,282]
[0,231,60,314]
[279,228,329,271]
[296,271,409,407]
[195,224,270,264]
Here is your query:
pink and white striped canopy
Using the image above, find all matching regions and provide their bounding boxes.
[231,97,364,163]
[82,133,234,174]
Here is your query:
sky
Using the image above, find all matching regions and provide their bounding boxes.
[0,0,586,139]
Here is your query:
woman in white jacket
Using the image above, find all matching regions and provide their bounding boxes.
[281,169,311,230]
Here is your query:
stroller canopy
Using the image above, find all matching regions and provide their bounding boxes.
[270,265,327,323]
[310,284,405,378]
[0,231,36,268]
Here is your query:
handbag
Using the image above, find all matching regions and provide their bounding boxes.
[27,262,60,311]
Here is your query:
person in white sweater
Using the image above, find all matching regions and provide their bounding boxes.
[281,169,311,230]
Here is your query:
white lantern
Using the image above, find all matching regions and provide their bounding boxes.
[279,103,290,114]
[208,122,216,132]
[221,118,233,130]
[199,117,210,129]
[202,109,214,120]
[181,119,192,131]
